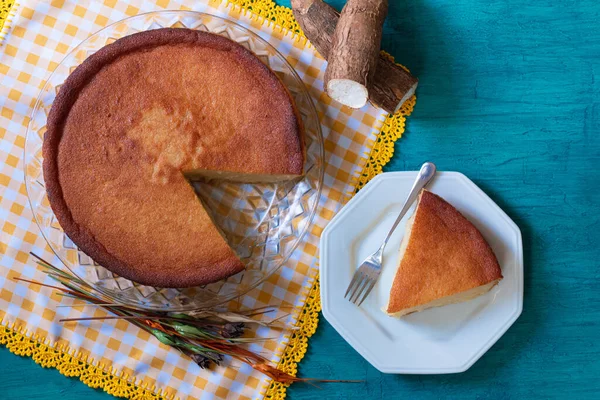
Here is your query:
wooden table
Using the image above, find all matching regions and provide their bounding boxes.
[2,0,599,398]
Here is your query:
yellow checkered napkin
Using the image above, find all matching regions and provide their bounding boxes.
[0,0,387,398]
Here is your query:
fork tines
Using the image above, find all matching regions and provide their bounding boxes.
[344,267,377,306]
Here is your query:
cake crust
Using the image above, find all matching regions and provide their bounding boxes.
[386,190,503,315]
[43,28,304,287]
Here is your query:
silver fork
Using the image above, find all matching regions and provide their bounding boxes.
[345,162,437,306]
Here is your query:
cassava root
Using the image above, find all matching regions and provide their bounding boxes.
[325,0,389,109]
[291,0,418,113]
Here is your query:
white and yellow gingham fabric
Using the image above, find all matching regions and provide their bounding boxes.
[0,0,389,398]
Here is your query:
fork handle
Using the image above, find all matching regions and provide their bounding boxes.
[381,162,437,248]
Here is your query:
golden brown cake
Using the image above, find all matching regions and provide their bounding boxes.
[43,28,304,287]
[385,190,503,317]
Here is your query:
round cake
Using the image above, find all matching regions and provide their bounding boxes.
[43,28,304,288]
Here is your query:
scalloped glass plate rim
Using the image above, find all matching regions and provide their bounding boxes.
[24,10,324,311]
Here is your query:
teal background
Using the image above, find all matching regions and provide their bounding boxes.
[2,0,599,398]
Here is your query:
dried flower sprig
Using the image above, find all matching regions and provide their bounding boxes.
[19,252,359,385]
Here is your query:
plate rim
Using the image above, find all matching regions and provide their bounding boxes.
[23,10,325,311]
[320,171,524,374]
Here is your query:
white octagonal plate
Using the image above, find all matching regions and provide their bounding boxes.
[320,172,523,374]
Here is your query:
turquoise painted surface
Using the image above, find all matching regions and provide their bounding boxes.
[2,0,600,398]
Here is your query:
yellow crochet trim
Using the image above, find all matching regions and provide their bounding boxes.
[0,1,415,399]
[0,0,19,43]
[0,322,170,400]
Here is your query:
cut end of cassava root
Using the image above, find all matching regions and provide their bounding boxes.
[327,79,369,108]
[394,80,418,113]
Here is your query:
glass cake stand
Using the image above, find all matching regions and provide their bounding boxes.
[24,11,324,311]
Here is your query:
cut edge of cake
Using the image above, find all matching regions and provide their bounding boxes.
[385,281,501,318]
[184,169,303,184]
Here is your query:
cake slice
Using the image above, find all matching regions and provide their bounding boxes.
[385,190,503,317]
